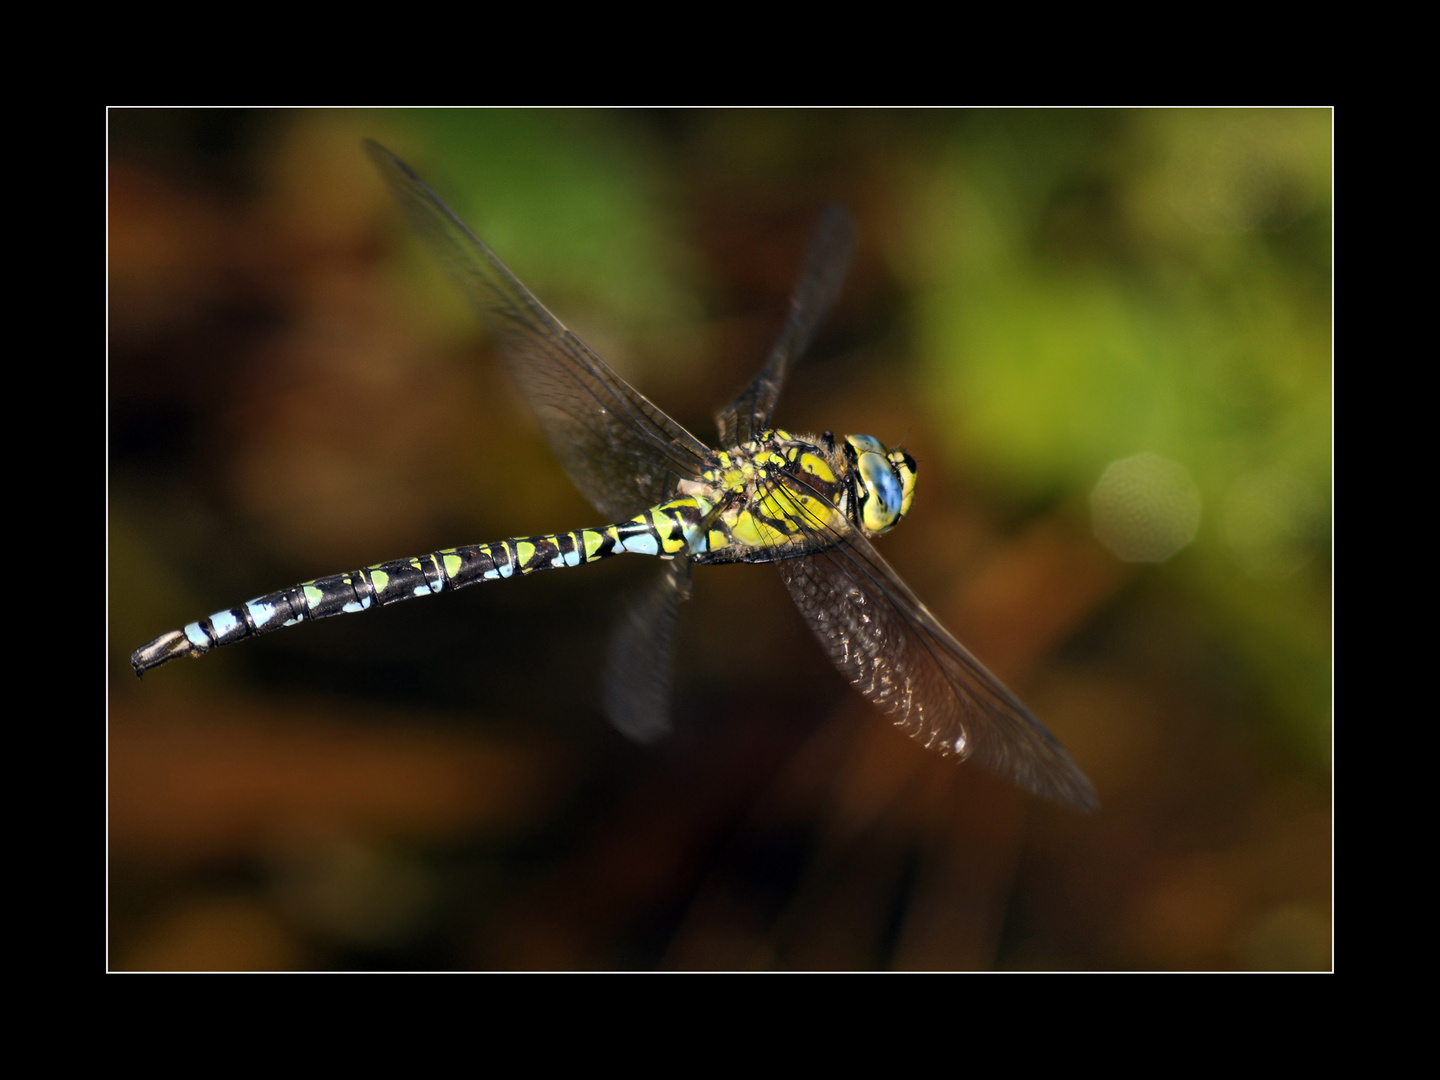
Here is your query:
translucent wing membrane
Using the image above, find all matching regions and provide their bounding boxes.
[772,479,1098,812]
[365,142,711,521]
[602,558,693,744]
[715,204,856,447]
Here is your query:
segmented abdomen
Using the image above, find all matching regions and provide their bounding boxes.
[130,499,706,676]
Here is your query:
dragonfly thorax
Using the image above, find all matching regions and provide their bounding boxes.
[677,429,918,567]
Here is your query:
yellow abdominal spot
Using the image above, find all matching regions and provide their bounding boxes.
[584,530,610,560]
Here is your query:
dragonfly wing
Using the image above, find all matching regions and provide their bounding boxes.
[775,512,1098,812]
[715,204,856,446]
[602,557,693,744]
[367,142,711,521]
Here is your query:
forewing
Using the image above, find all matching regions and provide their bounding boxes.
[775,510,1098,812]
[602,558,693,744]
[367,142,711,520]
[716,204,856,446]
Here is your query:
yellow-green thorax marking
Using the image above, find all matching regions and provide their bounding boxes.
[682,429,916,564]
[129,429,916,675]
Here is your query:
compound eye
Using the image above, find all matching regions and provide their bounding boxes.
[845,434,886,457]
[888,450,917,520]
[857,450,904,533]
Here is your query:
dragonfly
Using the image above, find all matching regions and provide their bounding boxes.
[131,141,1098,813]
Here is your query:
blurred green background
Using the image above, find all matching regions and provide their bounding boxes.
[109,108,1331,971]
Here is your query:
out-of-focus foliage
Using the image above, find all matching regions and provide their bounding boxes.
[899,110,1331,762]
[109,109,1331,971]
[402,113,696,319]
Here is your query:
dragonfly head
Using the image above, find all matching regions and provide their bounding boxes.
[843,435,918,535]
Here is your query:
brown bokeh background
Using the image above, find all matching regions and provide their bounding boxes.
[109,109,1331,971]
